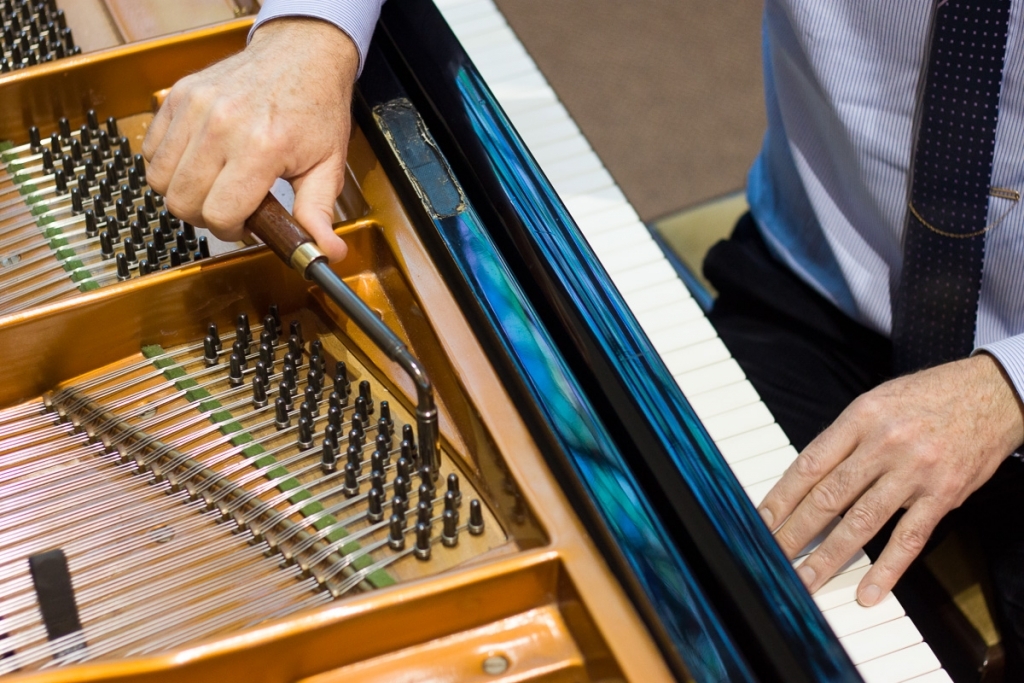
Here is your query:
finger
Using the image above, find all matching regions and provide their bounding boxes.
[856,501,941,606]
[144,109,196,196]
[792,475,908,593]
[758,415,859,531]
[163,132,226,228]
[201,158,282,243]
[772,448,883,559]
[141,84,179,162]
[291,162,348,263]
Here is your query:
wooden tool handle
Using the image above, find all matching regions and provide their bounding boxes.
[244,193,326,278]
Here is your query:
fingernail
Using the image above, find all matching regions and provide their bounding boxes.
[858,584,881,607]
[758,507,774,529]
[796,564,816,589]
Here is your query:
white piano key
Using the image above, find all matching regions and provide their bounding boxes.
[701,401,776,442]
[840,616,922,667]
[608,258,679,294]
[624,279,694,315]
[857,642,941,683]
[686,380,760,419]
[731,445,797,488]
[646,317,719,355]
[544,150,606,185]
[552,166,616,197]
[438,0,498,23]
[823,592,904,639]
[592,240,665,276]
[472,45,537,83]
[507,101,573,132]
[585,221,653,253]
[716,423,791,462]
[443,8,506,35]
[675,358,748,397]
[661,338,732,376]
[520,118,585,150]
[635,296,703,331]
[490,80,557,107]
[812,564,871,612]
[565,194,634,224]
[561,186,630,218]
[905,671,954,683]
[745,476,782,505]
[575,204,645,236]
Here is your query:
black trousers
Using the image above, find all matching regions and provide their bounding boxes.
[704,213,1024,675]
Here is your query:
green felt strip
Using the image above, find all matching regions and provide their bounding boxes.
[144,344,394,588]
[78,281,100,293]
[48,236,68,249]
[37,215,54,228]
[54,246,75,260]
[31,203,48,215]
[69,269,90,282]
[63,259,84,274]
[43,226,64,239]
[7,160,23,173]
[0,140,12,151]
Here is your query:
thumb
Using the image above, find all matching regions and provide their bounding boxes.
[291,162,348,263]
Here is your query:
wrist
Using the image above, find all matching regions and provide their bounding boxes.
[249,17,359,81]
[969,352,1024,452]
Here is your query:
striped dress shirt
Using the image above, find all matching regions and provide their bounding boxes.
[253,0,1024,403]
[748,0,1024,399]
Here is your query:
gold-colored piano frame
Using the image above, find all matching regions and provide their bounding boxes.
[0,21,676,683]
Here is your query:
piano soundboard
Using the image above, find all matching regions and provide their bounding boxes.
[431,0,951,680]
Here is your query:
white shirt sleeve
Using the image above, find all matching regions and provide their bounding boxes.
[250,0,387,75]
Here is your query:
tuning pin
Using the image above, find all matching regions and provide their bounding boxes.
[129,220,144,246]
[320,439,337,475]
[115,252,130,281]
[419,465,435,496]
[144,190,159,218]
[367,487,384,523]
[375,429,391,455]
[112,148,126,178]
[353,396,368,426]
[153,227,167,257]
[418,483,433,508]
[97,129,110,157]
[388,515,406,550]
[145,241,158,266]
[287,334,303,362]
[359,381,374,415]
[327,405,342,433]
[123,236,137,265]
[303,384,319,416]
[86,110,99,131]
[207,322,221,351]
[392,494,408,522]
[343,462,359,497]
[289,320,303,345]
[98,229,114,260]
[259,342,275,371]
[346,443,361,470]
[370,470,384,495]
[51,168,67,196]
[231,338,248,364]
[195,236,210,260]
[254,360,269,387]
[447,473,462,507]
[203,335,219,367]
[444,490,459,519]
[324,423,340,453]
[138,258,150,275]
[70,137,82,163]
[414,500,430,529]
[40,147,54,174]
[252,375,268,409]
[282,362,297,392]
[308,367,323,399]
[274,395,290,430]
[119,182,132,206]
[392,475,408,501]
[400,439,416,466]
[28,125,41,152]
[105,116,118,138]
[173,239,189,265]
[396,457,412,482]
[228,353,244,387]
[380,400,393,428]
[328,391,344,415]
[296,416,313,450]
[468,499,484,536]
[299,400,314,426]
[69,186,83,214]
[370,448,385,476]
[441,509,458,548]
[260,314,278,345]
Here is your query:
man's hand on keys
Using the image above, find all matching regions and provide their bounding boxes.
[757,353,1024,606]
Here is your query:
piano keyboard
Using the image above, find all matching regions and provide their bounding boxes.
[432,0,951,680]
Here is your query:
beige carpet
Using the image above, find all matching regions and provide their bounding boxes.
[492,0,766,222]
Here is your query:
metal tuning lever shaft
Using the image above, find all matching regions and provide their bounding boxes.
[244,193,441,480]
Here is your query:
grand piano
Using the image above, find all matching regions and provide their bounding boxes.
[0,1,950,681]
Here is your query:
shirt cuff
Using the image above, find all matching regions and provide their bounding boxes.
[250,0,386,76]
[975,334,1024,407]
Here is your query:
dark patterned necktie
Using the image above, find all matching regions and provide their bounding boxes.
[891,0,1012,374]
